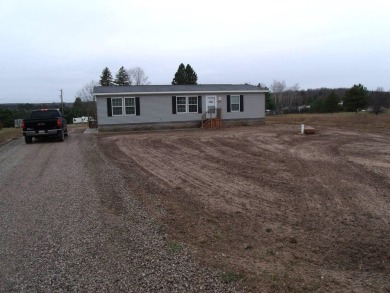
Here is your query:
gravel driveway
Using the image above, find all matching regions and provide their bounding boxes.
[0,129,241,292]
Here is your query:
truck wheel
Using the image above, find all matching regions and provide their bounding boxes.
[58,130,64,142]
[25,136,32,144]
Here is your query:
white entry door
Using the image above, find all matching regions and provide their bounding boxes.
[206,96,216,118]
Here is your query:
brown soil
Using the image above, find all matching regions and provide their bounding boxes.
[99,124,390,292]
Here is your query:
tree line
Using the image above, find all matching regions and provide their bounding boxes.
[265,81,390,115]
[0,103,76,128]
[99,66,150,86]
[98,63,197,86]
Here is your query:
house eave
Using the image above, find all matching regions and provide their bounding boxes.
[94,90,268,96]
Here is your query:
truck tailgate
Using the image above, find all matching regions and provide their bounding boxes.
[24,119,59,132]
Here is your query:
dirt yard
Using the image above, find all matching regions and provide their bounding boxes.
[99,120,390,292]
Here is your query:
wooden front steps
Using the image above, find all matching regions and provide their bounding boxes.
[201,118,222,128]
[201,109,222,128]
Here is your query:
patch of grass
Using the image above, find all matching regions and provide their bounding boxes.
[221,271,243,284]
[0,128,22,144]
[267,249,276,256]
[304,281,322,292]
[156,224,166,235]
[167,241,183,253]
[214,231,222,240]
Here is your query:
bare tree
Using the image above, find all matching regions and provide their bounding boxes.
[270,81,303,113]
[285,83,301,112]
[76,80,98,119]
[128,67,150,85]
[370,87,387,115]
[270,80,287,114]
[77,80,98,102]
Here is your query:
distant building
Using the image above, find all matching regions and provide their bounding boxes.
[14,119,23,128]
[73,116,90,124]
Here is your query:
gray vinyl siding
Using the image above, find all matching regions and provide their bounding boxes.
[96,93,265,126]
[97,94,200,125]
[221,93,265,119]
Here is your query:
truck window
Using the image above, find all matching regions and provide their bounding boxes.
[30,110,60,119]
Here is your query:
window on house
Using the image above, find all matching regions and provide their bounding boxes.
[188,96,198,113]
[112,98,123,115]
[177,97,187,113]
[176,96,198,113]
[111,97,137,116]
[124,97,135,115]
[230,95,240,112]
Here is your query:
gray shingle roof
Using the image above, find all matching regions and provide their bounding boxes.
[93,84,268,95]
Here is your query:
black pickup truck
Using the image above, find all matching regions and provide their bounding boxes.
[22,109,68,144]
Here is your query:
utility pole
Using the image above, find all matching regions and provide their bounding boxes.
[60,89,64,115]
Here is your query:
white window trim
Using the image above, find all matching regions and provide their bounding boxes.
[124,97,136,116]
[112,97,124,116]
[176,96,187,114]
[230,95,240,112]
[176,96,198,114]
[188,96,198,113]
[112,97,136,116]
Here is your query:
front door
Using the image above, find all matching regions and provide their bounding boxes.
[206,96,216,118]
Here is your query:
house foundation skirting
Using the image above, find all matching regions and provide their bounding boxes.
[98,121,200,132]
[222,118,265,127]
[98,118,264,132]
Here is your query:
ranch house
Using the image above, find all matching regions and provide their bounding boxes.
[93,84,267,131]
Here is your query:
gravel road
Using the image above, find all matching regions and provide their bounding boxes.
[0,130,241,292]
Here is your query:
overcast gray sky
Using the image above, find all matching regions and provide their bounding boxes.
[1,0,389,103]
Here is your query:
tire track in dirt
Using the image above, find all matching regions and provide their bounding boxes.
[284,129,390,276]
[110,132,285,214]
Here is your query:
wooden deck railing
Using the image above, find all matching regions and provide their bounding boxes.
[201,108,222,128]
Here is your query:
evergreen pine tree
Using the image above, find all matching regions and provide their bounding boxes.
[265,92,275,110]
[310,98,326,113]
[99,67,114,86]
[344,84,368,112]
[185,64,198,85]
[172,63,198,85]
[114,66,131,86]
[172,63,187,85]
[73,97,86,117]
[325,91,339,113]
